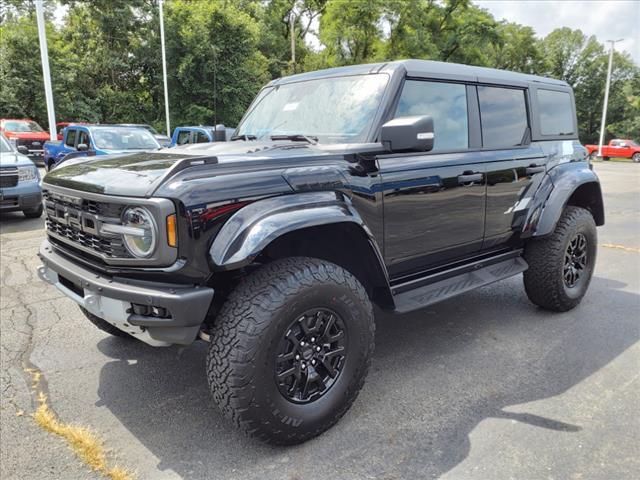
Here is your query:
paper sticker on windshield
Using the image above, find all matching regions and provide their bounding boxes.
[283,102,299,112]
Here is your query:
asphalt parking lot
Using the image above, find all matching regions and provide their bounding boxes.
[1,162,638,480]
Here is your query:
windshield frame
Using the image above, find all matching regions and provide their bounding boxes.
[89,126,161,150]
[235,73,392,145]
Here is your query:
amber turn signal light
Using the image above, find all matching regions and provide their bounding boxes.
[166,214,177,247]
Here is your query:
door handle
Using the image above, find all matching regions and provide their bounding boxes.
[526,165,545,175]
[458,173,483,184]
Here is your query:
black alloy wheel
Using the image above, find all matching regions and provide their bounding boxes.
[563,233,588,288]
[275,308,347,404]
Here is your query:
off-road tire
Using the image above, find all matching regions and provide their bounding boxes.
[80,307,131,338]
[23,204,43,218]
[206,257,375,445]
[523,206,597,312]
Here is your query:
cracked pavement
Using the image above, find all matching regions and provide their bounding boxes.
[1,163,638,479]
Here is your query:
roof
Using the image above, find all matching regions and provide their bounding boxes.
[272,59,569,88]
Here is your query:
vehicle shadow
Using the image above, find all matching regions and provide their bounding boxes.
[94,274,638,479]
[0,210,45,234]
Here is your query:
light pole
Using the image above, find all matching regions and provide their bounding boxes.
[159,0,171,137]
[35,0,56,141]
[598,39,623,157]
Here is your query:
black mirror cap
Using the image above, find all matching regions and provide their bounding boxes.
[380,115,434,153]
[16,145,29,155]
[77,143,89,151]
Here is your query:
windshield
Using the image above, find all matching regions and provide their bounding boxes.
[2,120,44,133]
[90,127,160,150]
[0,134,12,153]
[236,74,390,144]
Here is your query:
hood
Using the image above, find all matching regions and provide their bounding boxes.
[0,151,36,167]
[41,140,365,197]
[3,131,50,140]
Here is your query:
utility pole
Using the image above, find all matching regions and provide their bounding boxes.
[598,39,623,157]
[35,1,56,141]
[159,0,171,137]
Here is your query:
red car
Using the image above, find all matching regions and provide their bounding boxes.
[585,139,640,162]
[0,118,50,166]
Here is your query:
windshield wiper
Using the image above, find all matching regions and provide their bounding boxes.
[230,134,257,141]
[270,134,318,145]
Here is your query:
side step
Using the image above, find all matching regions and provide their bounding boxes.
[393,256,528,314]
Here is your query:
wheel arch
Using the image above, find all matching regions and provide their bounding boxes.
[528,164,604,238]
[209,192,394,309]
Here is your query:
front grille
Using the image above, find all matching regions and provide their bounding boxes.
[43,189,131,261]
[0,167,19,188]
[16,138,45,151]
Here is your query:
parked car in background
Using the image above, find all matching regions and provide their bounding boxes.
[56,121,88,140]
[37,60,604,445]
[170,125,234,146]
[43,124,161,170]
[0,118,49,166]
[118,123,172,147]
[585,139,640,162]
[0,133,42,218]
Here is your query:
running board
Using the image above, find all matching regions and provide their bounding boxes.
[393,256,528,314]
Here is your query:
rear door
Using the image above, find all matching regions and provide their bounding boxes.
[378,79,486,277]
[480,85,547,248]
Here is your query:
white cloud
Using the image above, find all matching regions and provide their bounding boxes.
[474,0,639,64]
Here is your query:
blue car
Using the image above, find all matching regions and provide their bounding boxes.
[0,133,42,218]
[43,124,161,170]
[170,125,235,147]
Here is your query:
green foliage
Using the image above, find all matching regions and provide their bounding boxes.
[0,0,637,142]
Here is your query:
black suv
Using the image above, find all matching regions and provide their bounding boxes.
[37,60,604,445]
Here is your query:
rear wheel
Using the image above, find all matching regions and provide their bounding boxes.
[523,206,597,312]
[206,257,375,445]
[632,153,640,163]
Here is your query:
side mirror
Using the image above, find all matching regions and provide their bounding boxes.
[17,145,29,155]
[380,115,434,152]
[77,143,89,151]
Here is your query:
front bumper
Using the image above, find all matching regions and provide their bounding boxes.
[37,239,214,346]
[28,151,45,166]
[0,181,42,213]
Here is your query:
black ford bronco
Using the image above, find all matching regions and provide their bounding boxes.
[37,60,604,445]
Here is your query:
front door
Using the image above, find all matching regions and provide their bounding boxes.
[378,79,486,277]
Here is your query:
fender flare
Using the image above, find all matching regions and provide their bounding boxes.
[209,191,385,271]
[525,162,604,238]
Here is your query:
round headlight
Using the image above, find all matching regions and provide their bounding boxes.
[122,207,157,258]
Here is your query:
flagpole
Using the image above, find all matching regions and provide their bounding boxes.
[159,0,171,137]
[35,0,57,141]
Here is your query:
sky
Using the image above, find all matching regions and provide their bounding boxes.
[474,0,639,65]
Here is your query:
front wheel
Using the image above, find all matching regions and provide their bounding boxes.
[589,151,599,162]
[523,206,597,312]
[206,257,375,445]
[23,204,43,218]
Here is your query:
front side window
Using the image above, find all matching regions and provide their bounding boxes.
[77,130,90,147]
[65,129,77,147]
[177,130,191,145]
[478,86,528,148]
[395,80,468,151]
[236,74,390,144]
[536,89,574,136]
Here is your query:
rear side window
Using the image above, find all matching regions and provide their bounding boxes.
[65,129,77,147]
[537,89,574,136]
[176,130,190,145]
[395,80,468,151]
[195,131,209,143]
[478,86,528,148]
